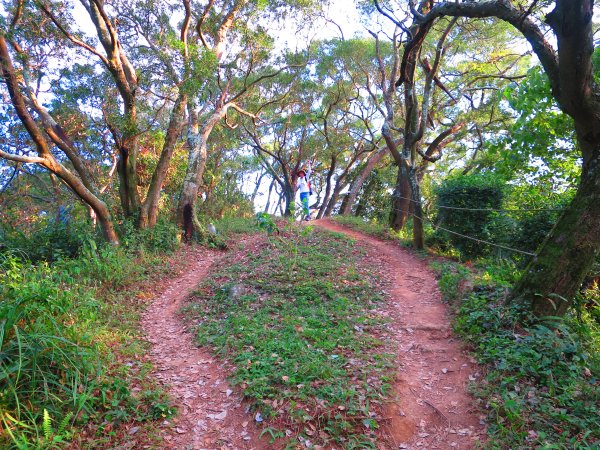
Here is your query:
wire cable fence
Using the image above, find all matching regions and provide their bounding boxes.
[294,195,544,256]
[388,204,538,257]
[391,194,566,214]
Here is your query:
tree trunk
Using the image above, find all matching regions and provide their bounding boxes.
[116,141,140,217]
[509,135,600,316]
[0,35,119,245]
[47,165,120,244]
[392,0,600,315]
[177,103,228,235]
[354,173,377,217]
[339,194,350,215]
[324,181,346,217]
[283,182,295,217]
[389,163,412,231]
[323,190,338,217]
[116,92,141,218]
[250,171,266,204]
[264,179,275,213]
[317,155,336,219]
[505,0,600,316]
[84,0,141,218]
[51,163,120,244]
[341,147,388,215]
[139,93,187,228]
[278,191,286,216]
[408,166,424,249]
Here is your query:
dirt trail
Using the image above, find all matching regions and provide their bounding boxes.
[140,246,264,450]
[316,219,486,450]
[140,226,484,449]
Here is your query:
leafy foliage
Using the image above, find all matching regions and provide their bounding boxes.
[432,261,600,449]
[0,223,180,449]
[0,215,93,263]
[487,67,579,187]
[354,166,397,222]
[117,218,180,253]
[433,174,506,259]
[0,252,101,447]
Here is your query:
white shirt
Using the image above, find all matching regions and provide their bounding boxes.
[297,175,310,194]
[296,166,311,194]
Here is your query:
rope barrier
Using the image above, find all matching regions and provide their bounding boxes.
[389,205,538,257]
[391,194,565,213]
[297,194,537,256]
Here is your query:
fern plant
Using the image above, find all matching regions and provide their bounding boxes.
[39,409,74,447]
[42,409,52,441]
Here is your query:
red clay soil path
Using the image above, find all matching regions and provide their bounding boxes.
[140,246,265,450]
[316,219,486,450]
[140,228,484,449]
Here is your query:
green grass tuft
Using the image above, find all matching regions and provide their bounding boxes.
[332,216,413,246]
[0,225,181,449]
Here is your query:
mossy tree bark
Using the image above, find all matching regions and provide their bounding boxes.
[177,102,228,237]
[389,164,412,231]
[510,133,600,316]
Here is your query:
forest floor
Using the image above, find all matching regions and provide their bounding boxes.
[140,220,486,449]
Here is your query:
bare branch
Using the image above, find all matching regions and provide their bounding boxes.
[10,0,25,30]
[404,1,558,94]
[374,0,405,29]
[181,0,192,59]
[0,149,46,164]
[0,164,20,193]
[196,0,216,50]
[0,36,52,159]
[230,102,262,122]
[90,0,118,50]
[229,63,304,103]
[417,121,465,162]
[38,2,110,66]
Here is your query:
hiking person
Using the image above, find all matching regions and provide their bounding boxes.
[296,161,312,221]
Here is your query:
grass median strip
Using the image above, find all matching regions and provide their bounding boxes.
[184,226,394,449]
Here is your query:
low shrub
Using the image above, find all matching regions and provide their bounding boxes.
[118,218,180,253]
[0,254,102,447]
[433,259,600,449]
[0,223,180,449]
[0,219,93,263]
[433,174,506,259]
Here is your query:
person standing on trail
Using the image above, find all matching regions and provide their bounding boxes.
[296,161,312,221]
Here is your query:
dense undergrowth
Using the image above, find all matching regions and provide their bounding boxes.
[184,218,394,448]
[332,216,600,449]
[0,219,181,449]
[3,209,597,449]
[434,260,600,450]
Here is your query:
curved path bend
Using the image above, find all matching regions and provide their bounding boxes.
[141,246,264,450]
[140,225,485,449]
[316,219,486,450]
